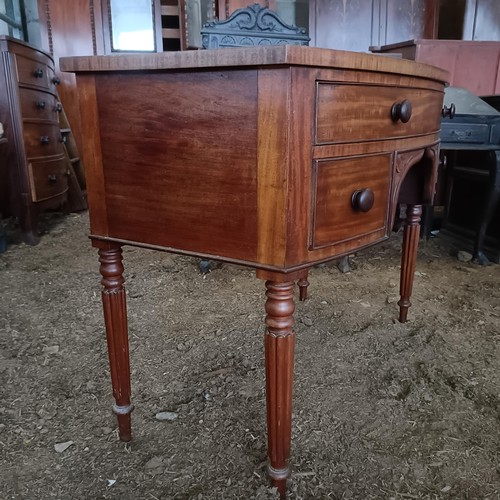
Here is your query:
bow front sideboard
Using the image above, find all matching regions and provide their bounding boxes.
[60,46,447,497]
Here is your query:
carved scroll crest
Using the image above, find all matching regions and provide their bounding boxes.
[201,4,310,49]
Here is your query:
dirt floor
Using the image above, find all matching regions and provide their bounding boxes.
[0,210,499,500]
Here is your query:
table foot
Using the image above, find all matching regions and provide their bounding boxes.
[297,271,309,301]
[398,205,422,323]
[98,243,133,441]
[268,465,289,499]
[264,280,295,498]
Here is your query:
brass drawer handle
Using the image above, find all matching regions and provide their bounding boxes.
[391,99,412,123]
[351,188,375,212]
[47,174,57,184]
[36,100,46,109]
[40,136,50,145]
[33,68,43,78]
[442,103,456,119]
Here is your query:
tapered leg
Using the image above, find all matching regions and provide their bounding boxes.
[473,150,500,265]
[297,271,309,301]
[98,244,133,441]
[398,205,422,323]
[264,280,296,499]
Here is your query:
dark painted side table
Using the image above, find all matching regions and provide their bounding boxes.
[440,87,500,264]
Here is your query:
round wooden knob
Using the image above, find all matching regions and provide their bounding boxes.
[33,68,43,78]
[441,103,456,119]
[36,100,46,109]
[52,77,61,85]
[352,188,375,212]
[391,99,412,123]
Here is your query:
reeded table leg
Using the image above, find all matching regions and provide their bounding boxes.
[97,243,133,441]
[398,205,422,323]
[263,280,296,499]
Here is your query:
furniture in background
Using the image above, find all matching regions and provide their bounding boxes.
[439,88,500,264]
[0,36,68,244]
[371,40,500,96]
[61,46,447,497]
[0,127,7,252]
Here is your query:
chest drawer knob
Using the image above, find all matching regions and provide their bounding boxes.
[33,68,44,78]
[55,103,62,113]
[40,136,50,145]
[442,103,456,119]
[52,77,61,85]
[47,174,57,184]
[36,100,46,109]
[351,188,375,212]
[391,99,412,123]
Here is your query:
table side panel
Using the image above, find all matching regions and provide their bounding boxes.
[257,68,291,268]
[95,70,259,261]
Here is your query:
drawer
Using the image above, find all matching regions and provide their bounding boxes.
[440,123,490,144]
[315,83,443,144]
[311,154,391,249]
[19,88,59,121]
[28,157,68,202]
[15,53,56,90]
[23,123,64,158]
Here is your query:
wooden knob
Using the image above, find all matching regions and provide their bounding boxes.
[55,103,62,113]
[33,68,43,78]
[52,77,61,85]
[47,174,57,184]
[442,103,455,119]
[351,188,375,212]
[40,136,50,144]
[391,99,412,123]
[36,100,46,109]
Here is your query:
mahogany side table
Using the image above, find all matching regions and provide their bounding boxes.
[61,46,447,497]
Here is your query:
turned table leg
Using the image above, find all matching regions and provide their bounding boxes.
[398,205,422,323]
[263,280,296,499]
[97,243,133,441]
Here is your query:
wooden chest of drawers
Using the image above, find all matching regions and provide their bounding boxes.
[0,36,68,244]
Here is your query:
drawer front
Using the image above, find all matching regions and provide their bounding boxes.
[440,123,490,144]
[315,83,443,144]
[15,54,55,90]
[311,154,391,249]
[28,157,68,202]
[19,88,59,121]
[23,123,63,158]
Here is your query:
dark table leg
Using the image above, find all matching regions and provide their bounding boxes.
[97,242,133,441]
[398,204,422,323]
[297,270,309,301]
[473,150,500,265]
[258,275,297,499]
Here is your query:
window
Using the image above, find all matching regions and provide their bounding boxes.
[0,0,26,41]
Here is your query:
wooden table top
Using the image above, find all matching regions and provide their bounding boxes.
[60,45,448,83]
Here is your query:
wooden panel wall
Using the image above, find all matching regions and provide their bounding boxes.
[310,0,438,52]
